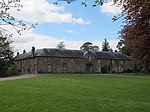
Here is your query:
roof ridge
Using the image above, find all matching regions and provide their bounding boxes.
[15,48,130,60]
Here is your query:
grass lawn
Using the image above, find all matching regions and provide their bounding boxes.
[0,74,150,112]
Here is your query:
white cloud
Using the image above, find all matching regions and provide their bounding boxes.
[11,30,119,54]
[9,0,90,24]
[11,30,61,53]
[100,1,122,16]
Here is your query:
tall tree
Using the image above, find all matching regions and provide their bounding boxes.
[114,0,150,72]
[0,35,13,76]
[57,41,65,50]
[116,39,131,56]
[0,0,37,76]
[80,42,99,51]
[80,42,93,51]
[102,38,111,51]
[92,45,99,51]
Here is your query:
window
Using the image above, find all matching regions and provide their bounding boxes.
[60,58,63,62]
[48,64,51,72]
[112,60,114,64]
[88,56,92,61]
[97,65,101,73]
[121,61,123,65]
[112,60,115,66]
[34,64,37,73]
[98,60,101,64]
[112,60,115,68]
[71,59,74,62]
[63,63,66,70]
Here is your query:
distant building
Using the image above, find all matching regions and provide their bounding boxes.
[15,47,134,74]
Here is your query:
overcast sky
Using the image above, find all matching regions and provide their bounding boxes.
[8,0,123,53]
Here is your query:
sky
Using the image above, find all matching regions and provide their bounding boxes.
[8,0,123,53]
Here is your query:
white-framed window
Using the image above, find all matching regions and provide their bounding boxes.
[88,56,92,61]
[121,61,123,65]
[98,65,101,73]
[60,58,63,62]
[71,59,74,62]
[112,60,114,64]
[112,60,115,68]
[34,64,37,73]
[48,64,51,72]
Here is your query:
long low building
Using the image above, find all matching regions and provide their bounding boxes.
[15,47,134,74]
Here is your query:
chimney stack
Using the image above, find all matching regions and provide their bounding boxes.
[31,46,35,57]
[17,52,19,56]
[23,50,26,54]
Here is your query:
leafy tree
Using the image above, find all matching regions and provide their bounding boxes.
[0,0,37,76]
[57,41,65,50]
[92,45,99,51]
[102,38,111,51]
[80,42,99,51]
[0,35,14,77]
[114,0,150,72]
[80,42,93,51]
[116,39,131,56]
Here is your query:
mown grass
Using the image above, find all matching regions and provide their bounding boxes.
[0,74,150,112]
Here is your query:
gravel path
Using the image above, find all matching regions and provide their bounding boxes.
[0,73,149,81]
[0,74,42,81]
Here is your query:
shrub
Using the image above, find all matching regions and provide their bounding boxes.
[6,64,19,76]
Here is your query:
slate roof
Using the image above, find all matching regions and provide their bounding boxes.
[15,48,130,60]
[92,51,117,59]
[15,49,84,60]
[112,52,130,60]
[93,51,130,60]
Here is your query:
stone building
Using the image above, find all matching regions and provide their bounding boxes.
[15,47,134,74]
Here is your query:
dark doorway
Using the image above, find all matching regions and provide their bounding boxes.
[86,63,93,73]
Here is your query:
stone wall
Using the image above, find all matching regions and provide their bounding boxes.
[16,56,134,74]
[37,57,86,73]
[15,57,38,74]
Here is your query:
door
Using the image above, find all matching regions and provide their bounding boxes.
[86,63,93,73]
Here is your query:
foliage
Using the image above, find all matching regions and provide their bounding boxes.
[0,35,20,77]
[114,0,150,72]
[116,39,131,56]
[54,0,107,7]
[80,42,92,51]
[80,42,99,51]
[102,38,111,51]
[0,0,37,35]
[57,41,65,50]
[6,63,19,76]
[0,35,14,77]
[92,45,99,51]
[0,0,38,76]
[0,74,150,112]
